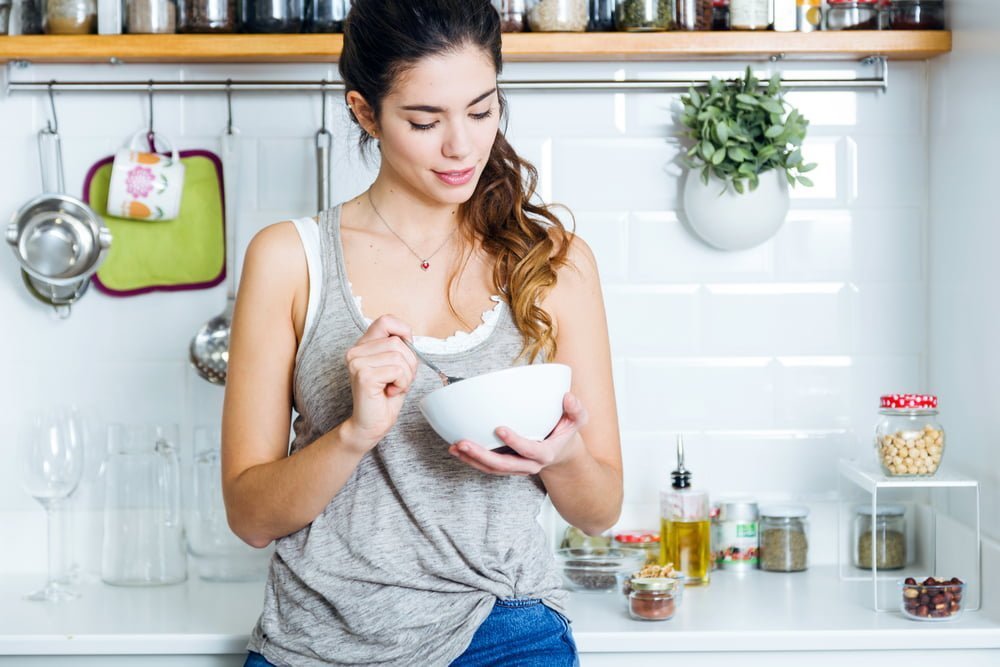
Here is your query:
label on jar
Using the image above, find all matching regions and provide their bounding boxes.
[717,520,759,568]
[730,0,771,28]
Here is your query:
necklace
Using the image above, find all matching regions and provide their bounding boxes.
[368,190,456,271]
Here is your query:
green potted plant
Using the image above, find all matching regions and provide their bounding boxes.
[679,67,816,250]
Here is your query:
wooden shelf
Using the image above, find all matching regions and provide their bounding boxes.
[0,31,951,65]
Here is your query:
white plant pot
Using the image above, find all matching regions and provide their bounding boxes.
[683,169,791,251]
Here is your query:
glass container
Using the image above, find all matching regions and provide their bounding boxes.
[554,547,647,593]
[240,0,304,32]
[307,0,349,32]
[177,0,236,31]
[628,578,677,621]
[613,530,661,566]
[675,0,711,30]
[711,0,728,29]
[901,577,965,621]
[494,0,526,31]
[759,505,809,572]
[44,0,96,33]
[614,0,672,31]
[728,0,769,30]
[588,0,614,30]
[126,0,177,32]
[875,394,945,477]
[526,0,589,31]
[825,0,880,30]
[854,504,907,570]
[7,0,44,34]
[798,0,822,31]
[888,0,944,29]
[716,500,759,570]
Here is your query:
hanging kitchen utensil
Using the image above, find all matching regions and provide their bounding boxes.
[6,85,111,318]
[189,86,239,385]
[316,82,332,213]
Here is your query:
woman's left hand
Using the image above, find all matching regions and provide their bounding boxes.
[448,392,589,476]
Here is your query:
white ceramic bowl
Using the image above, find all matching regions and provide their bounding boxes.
[418,363,571,450]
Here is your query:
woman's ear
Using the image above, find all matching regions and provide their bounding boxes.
[346,91,378,139]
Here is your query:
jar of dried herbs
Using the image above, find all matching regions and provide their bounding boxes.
[44,0,96,33]
[526,0,588,31]
[759,505,809,572]
[614,0,672,31]
[854,504,907,570]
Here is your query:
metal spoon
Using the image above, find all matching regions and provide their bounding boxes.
[402,338,463,386]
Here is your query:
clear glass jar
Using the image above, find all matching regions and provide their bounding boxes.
[888,0,944,29]
[44,0,96,33]
[494,0,526,31]
[613,530,661,566]
[853,504,907,570]
[758,506,809,572]
[177,0,236,32]
[126,0,176,32]
[729,0,769,30]
[240,0,304,32]
[825,0,880,30]
[716,500,759,570]
[711,0,729,30]
[627,577,676,621]
[526,0,589,31]
[614,0,672,31]
[588,0,614,30]
[875,394,945,477]
[307,0,349,32]
[6,0,44,35]
[675,0,712,30]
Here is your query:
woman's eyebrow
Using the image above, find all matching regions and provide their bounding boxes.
[399,88,497,113]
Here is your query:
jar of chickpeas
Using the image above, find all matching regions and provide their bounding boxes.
[874,394,945,477]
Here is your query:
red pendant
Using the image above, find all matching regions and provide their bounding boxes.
[420,261,430,270]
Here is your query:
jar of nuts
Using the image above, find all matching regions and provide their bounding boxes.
[875,394,945,477]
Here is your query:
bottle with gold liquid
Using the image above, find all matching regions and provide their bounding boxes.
[659,435,711,586]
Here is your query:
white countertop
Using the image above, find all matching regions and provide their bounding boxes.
[2,565,999,656]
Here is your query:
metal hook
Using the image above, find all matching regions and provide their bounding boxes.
[146,80,155,151]
[46,81,59,133]
[226,79,234,135]
[320,80,328,134]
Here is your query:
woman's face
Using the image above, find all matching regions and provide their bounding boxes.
[373,44,501,206]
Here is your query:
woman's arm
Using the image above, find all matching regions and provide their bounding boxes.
[448,235,623,535]
[221,222,417,547]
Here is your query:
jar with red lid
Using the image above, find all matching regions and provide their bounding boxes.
[875,394,945,477]
[825,0,881,30]
[711,0,728,30]
[614,530,660,565]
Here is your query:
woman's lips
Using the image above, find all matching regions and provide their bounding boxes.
[434,168,475,186]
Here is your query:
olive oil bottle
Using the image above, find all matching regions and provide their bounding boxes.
[659,435,711,586]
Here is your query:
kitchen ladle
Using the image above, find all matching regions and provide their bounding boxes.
[402,338,463,386]
[190,117,239,385]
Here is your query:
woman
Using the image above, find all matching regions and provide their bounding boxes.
[222,1,622,665]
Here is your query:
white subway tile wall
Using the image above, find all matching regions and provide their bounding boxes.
[0,60,929,572]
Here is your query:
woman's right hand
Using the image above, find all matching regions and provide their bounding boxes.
[341,315,418,454]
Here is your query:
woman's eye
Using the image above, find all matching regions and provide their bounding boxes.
[409,121,438,131]
[471,110,494,121]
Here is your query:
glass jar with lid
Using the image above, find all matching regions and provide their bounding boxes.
[729,0,769,30]
[44,0,96,33]
[675,0,712,30]
[758,505,809,572]
[177,0,236,32]
[875,394,945,477]
[614,0,672,31]
[240,0,304,32]
[711,0,729,30]
[307,0,349,32]
[888,0,944,29]
[493,0,526,31]
[613,530,660,566]
[588,0,614,30]
[825,0,880,30]
[526,0,589,31]
[126,0,176,33]
[716,500,759,570]
[627,577,677,621]
[853,504,907,571]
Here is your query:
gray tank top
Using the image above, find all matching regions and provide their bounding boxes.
[248,204,566,667]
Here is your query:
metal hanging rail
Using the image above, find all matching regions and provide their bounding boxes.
[3,57,888,95]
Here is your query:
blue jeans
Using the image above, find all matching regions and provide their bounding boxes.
[244,597,578,667]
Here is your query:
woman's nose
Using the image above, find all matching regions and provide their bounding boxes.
[442,121,472,160]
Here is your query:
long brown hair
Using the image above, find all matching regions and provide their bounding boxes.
[339,0,573,362]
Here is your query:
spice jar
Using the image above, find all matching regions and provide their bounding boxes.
[716,500,759,570]
[614,0,672,31]
[875,394,945,477]
[45,0,96,33]
[798,0,822,31]
[525,0,588,31]
[675,0,712,30]
[126,0,176,33]
[825,0,880,30]
[888,0,944,29]
[493,0,526,31]
[729,0,769,30]
[588,0,614,30]
[759,506,809,572]
[627,577,676,621]
[854,504,907,571]
[240,0,304,32]
[177,0,236,32]
[614,530,661,566]
[307,0,349,32]
[711,0,728,29]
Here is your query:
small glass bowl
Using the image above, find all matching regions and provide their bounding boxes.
[554,547,647,593]
[900,577,965,621]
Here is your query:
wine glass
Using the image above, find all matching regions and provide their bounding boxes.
[19,407,86,601]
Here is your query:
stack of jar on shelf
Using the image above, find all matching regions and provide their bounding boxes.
[498,0,946,32]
